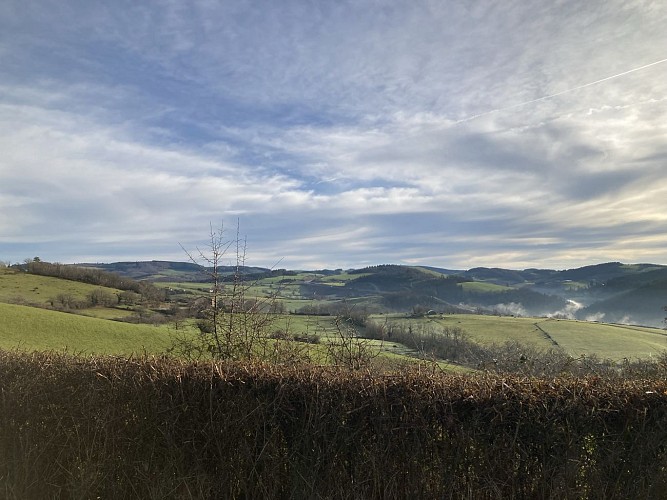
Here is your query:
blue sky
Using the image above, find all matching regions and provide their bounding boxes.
[2,1,667,270]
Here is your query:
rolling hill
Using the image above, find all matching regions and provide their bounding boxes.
[0,302,175,354]
[79,260,271,282]
[420,262,667,327]
[2,260,666,361]
[9,259,667,327]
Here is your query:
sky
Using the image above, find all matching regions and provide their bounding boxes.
[1,1,667,271]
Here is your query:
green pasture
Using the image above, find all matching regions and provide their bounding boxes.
[159,280,304,302]
[0,302,177,355]
[317,272,370,283]
[459,281,513,293]
[159,275,356,314]
[252,271,367,287]
[275,314,340,336]
[78,307,136,320]
[0,268,121,306]
[0,303,416,366]
[273,288,308,303]
[242,284,286,298]
[158,273,371,307]
[253,273,322,285]
[5,259,665,364]
[379,314,546,346]
[538,319,667,360]
[157,282,211,293]
[281,327,467,372]
[376,313,667,360]
[278,298,336,312]
[414,267,447,277]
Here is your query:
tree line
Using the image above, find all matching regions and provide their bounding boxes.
[20,259,165,304]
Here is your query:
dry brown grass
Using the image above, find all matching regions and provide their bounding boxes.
[1,351,667,498]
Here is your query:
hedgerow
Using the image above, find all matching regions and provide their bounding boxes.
[1,351,667,498]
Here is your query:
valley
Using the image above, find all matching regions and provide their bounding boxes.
[1,260,666,364]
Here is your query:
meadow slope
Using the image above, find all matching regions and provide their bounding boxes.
[0,302,175,355]
[381,314,667,360]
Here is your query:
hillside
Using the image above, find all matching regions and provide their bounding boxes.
[578,279,667,326]
[400,314,667,360]
[2,260,666,362]
[0,302,175,354]
[80,260,271,282]
[422,262,667,327]
[0,267,122,308]
[297,265,568,316]
[6,259,667,327]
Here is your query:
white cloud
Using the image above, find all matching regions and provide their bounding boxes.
[2,1,667,268]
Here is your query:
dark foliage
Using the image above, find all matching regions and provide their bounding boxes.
[2,352,667,498]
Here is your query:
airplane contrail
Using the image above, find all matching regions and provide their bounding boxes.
[456,57,667,124]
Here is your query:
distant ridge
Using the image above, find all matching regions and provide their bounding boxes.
[78,260,270,282]
[74,260,667,327]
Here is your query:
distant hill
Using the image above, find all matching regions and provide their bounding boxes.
[299,265,568,316]
[79,260,271,282]
[592,267,667,291]
[72,260,667,327]
[430,262,667,288]
[557,262,665,282]
[463,267,555,285]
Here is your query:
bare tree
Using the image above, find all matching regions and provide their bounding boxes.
[325,309,381,371]
[179,222,233,357]
[174,221,293,362]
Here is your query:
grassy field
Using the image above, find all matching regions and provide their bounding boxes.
[157,281,211,294]
[4,266,666,364]
[0,302,177,355]
[77,306,136,320]
[4,295,664,365]
[380,314,546,345]
[538,319,667,360]
[0,268,121,306]
[377,313,667,360]
[273,314,339,336]
[318,272,370,283]
[0,301,462,369]
[459,281,513,293]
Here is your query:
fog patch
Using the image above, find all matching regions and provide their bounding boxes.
[618,315,633,325]
[585,312,606,322]
[456,303,478,313]
[491,302,527,317]
[547,299,583,320]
